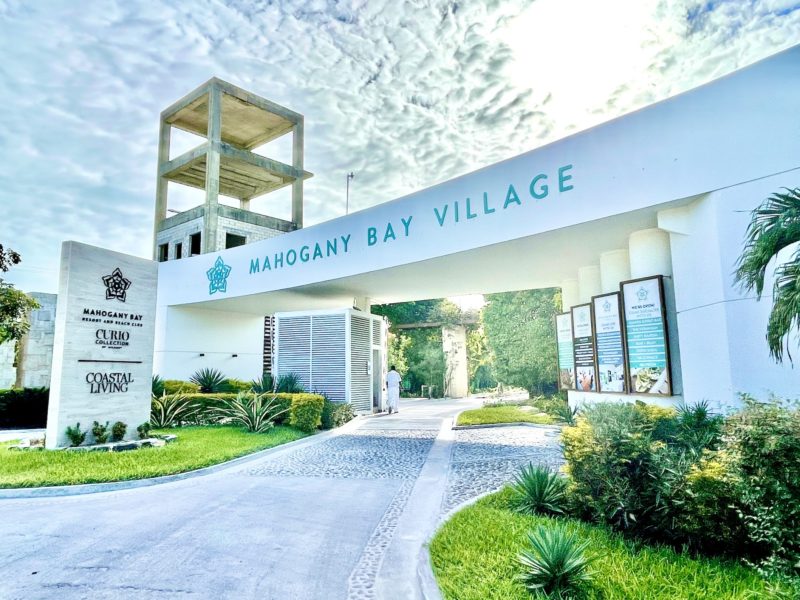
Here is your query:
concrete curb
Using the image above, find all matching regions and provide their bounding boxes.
[0,417,363,500]
[417,488,505,600]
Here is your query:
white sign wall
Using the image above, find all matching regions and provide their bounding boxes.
[45,242,158,448]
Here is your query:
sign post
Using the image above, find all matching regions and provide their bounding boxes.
[555,313,575,390]
[45,242,158,448]
[592,292,626,393]
[621,276,672,395]
[571,304,597,392]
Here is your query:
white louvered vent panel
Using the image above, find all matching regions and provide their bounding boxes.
[350,314,372,413]
[372,318,381,347]
[276,316,312,392]
[311,314,346,402]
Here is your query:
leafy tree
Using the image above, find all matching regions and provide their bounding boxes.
[481,289,560,395]
[734,188,800,362]
[372,298,462,328]
[0,244,39,344]
[466,325,496,391]
[387,330,410,378]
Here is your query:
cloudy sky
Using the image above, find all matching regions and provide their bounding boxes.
[1,0,799,293]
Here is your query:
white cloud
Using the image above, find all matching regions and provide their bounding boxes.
[1,0,799,293]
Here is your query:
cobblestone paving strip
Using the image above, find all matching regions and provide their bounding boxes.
[442,425,564,513]
[247,429,437,480]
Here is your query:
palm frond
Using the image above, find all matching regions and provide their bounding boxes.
[735,188,800,297]
[767,251,800,362]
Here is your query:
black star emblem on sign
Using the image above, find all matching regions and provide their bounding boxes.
[102,268,132,302]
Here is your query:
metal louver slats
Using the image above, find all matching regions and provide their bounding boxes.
[372,319,381,347]
[276,316,311,391]
[350,314,371,412]
[311,314,346,402]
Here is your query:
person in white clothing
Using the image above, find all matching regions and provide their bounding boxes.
[386,365,402,414]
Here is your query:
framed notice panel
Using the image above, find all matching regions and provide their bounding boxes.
[555,313,575,390]
[592,292,626,393]
[571,304,597,392]
[621,276,672,395]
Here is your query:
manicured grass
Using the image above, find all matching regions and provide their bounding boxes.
[0,425,308,488]
[457,405,555,426]
[430,488,792,599]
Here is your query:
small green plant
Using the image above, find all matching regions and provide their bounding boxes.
[276,372,305,393]
[150,393,196,428]
[554,403,579,426]
[511,464,568,516]
[518,524,594,598]
[289,393,324,432]
[250,372,275,394]
[211,392,288,433]
[111,421,127,442]
[321,398,355,429]
[222,378,252,393]
[190,368,227,393]
[136,422,151,440]
[163,379,201,394]
[152,374,165,397]
[65,422,86,447]
[91,420,110,444]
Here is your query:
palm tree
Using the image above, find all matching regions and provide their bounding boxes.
[734,188,800,362]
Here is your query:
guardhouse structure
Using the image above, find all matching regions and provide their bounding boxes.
[152,78,312,261]
[274,310,387,414]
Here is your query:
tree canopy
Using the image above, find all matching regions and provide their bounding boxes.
[734,188,800,362]
[480,288,561,395]
[0,244,39,344]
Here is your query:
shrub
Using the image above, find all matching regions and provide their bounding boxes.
[111,421,127,442]
[725,396,800,578]
[136,422,151,440]
[510,464,568,516]
[530,395,568,418]
[554,403,579,426]
[152,375,165,397]
[0,387,49,428]
[517,523,593,597]
[65,422,86,447]
[163,379,201,395]
[222,378,252,393]
[276,372,305,393]
[250,372,275,394]
[675,400,724,455]
[290,394,324,432]
[321,399,355,429]
[91,421,110,444]
[190,368,227,393]
[150,393,196,428]
[210,392,288,433]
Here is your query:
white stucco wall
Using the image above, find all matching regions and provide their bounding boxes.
[0,342,15,389]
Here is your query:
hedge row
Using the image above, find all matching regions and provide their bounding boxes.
[0,388,49,428]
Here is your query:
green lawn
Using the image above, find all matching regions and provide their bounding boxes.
[430,488,792,599]
[0,425,308,488]
[457,405,555,426]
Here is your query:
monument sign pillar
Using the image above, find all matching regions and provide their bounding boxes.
[45,242,157,449]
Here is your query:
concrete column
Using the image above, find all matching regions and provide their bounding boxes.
[442,325,469,398]
[353,296,371,312]
[292,119,304,229]
[629,228,672,277]
[203,84,222,253]
[600,249,631,293]
[240,198,251,211]
[578,266,601,303]
[560,278,579,311]
[153,120,171,259]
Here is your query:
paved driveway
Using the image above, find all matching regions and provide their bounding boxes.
[0,397,562,600]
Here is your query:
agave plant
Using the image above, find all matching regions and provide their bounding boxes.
[511,464,568,516]
[555,403,579,426]
[210,392,289,433]
[734,187,800,362]
[151,392,196,428]
[151,374,166,397]
[250,372,275,394]
[190,368,227,393]
[275,372,305,394]
[518,524,594,597]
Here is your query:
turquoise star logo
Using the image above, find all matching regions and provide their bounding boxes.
[207,257,232,295]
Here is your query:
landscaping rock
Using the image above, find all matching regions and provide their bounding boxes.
[150,439,166,447]
[162,434,177,444]
[64,446,91,452]
[112,442,140,452]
